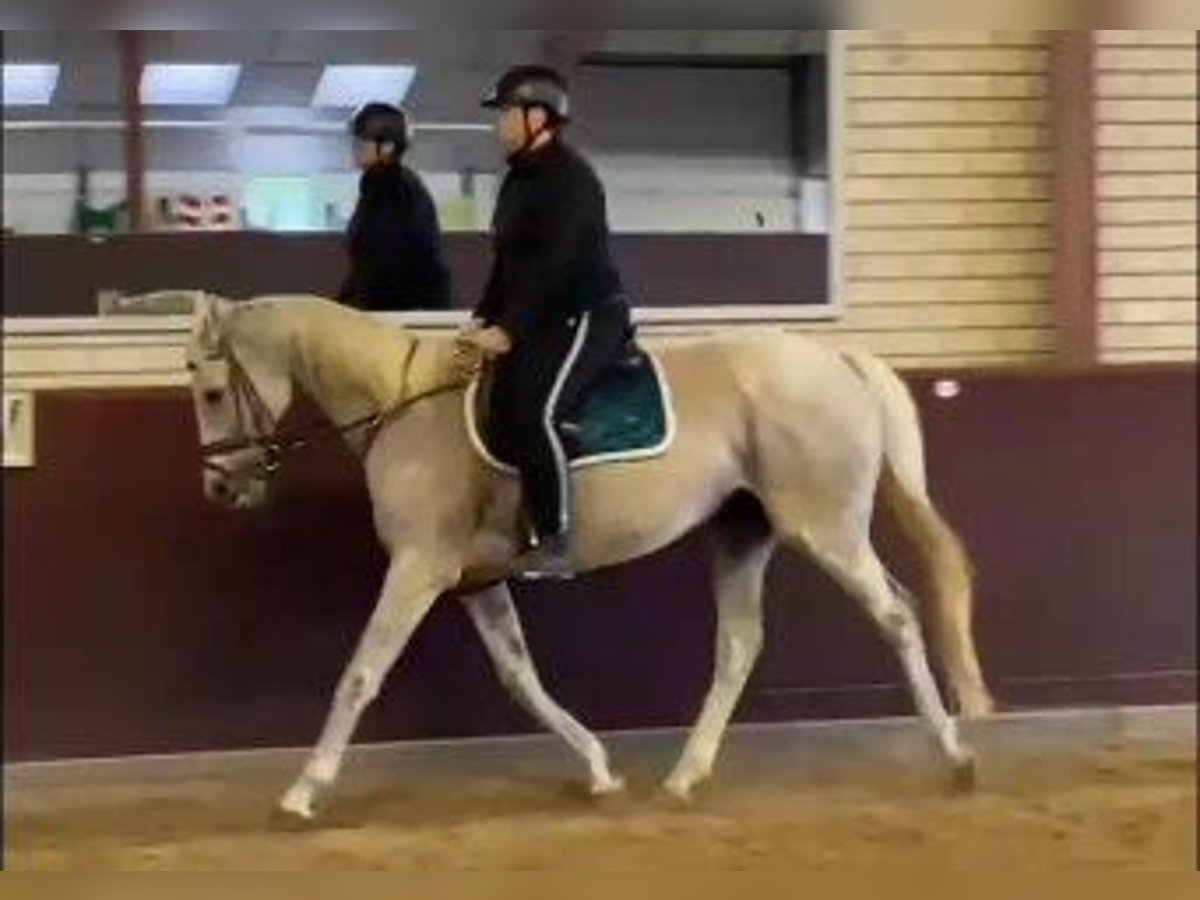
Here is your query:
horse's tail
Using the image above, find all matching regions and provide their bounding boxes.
[842,349,995,720]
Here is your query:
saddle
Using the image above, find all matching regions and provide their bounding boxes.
[467,343,675,473]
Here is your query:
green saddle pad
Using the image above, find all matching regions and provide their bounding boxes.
[477,350,673,471]
[562,352,670,462]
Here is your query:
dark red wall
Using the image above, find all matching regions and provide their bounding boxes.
[2,233,830,317]
[4,368,1196,762]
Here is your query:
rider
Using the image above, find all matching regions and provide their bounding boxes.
[458,64,635,580]
[339,102,452,311]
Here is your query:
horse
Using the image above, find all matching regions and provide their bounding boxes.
[176,292,993,821]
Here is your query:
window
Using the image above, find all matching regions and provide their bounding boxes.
[3,30,843,320]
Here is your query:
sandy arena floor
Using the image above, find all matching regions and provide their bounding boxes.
[6,742,1195,871]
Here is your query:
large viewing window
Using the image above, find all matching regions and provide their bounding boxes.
[3,30,842,321]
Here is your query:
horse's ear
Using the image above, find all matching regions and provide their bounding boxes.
[195,293,232,350]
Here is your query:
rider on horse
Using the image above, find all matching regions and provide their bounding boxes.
[457,65,636,580]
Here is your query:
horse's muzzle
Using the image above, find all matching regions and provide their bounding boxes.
[204,467,268,510]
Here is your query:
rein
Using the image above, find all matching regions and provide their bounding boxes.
[201,339,463,483]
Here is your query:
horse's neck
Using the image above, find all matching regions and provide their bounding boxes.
[258,300,457,441]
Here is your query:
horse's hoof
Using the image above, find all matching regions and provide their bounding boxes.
[272,801,321,832]
[590,774,627,799]
[272,805,320,832]
[951,756,979,795]
[278,786,318,824]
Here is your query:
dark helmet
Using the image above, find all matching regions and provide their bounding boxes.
[481,64,571,123]
[350,102,411,153]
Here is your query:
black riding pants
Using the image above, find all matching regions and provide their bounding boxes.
[488,300,632,540]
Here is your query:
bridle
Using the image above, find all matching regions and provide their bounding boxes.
[199,338,459,485]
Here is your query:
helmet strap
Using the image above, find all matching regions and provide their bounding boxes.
[518,106,553,156]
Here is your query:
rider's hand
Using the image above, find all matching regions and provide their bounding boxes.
[458,326,512,360]
[453,325,510,381]
[458,317,485,336]
[451,334,481,381]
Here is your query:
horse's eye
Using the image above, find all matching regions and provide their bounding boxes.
[204,389,224,405]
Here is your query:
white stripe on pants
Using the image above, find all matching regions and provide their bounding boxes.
[540,312,592,537]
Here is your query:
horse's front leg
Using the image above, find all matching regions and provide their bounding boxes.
[279,551,451,820]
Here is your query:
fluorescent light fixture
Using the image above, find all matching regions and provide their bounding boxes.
[140,64,242,106]
[312,65,416,108]
[2,64,61,106]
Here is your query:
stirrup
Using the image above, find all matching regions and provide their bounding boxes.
[514,534,576,582]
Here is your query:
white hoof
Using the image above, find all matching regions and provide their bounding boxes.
[590,774,627,798]
[279,784,318,822]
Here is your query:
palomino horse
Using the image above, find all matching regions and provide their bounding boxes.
[177,293,993,820]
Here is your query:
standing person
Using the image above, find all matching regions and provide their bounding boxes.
[456,65,636,580]
[339,102,452,311]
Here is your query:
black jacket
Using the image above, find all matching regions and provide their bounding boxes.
[474,138,624,344]
[339,163,451,311]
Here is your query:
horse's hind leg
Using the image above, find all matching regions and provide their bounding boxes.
[784,513,976,788]
[462,584,624,796]
[665,503,776,801]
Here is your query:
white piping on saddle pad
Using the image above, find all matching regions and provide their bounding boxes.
[465,351,678,476]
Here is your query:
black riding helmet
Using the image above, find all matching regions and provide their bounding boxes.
[350,102,411,155]
[481,64,571,123]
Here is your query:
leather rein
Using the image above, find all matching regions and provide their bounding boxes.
[199,339,461,484]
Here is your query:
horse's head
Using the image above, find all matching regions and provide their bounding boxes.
[185,295,294,510]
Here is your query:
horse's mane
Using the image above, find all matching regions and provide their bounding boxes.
[233,296,420,410]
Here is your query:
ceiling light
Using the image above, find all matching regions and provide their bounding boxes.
[312,65,417,108]
[2,64,61,106]
[140,64,242,106]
